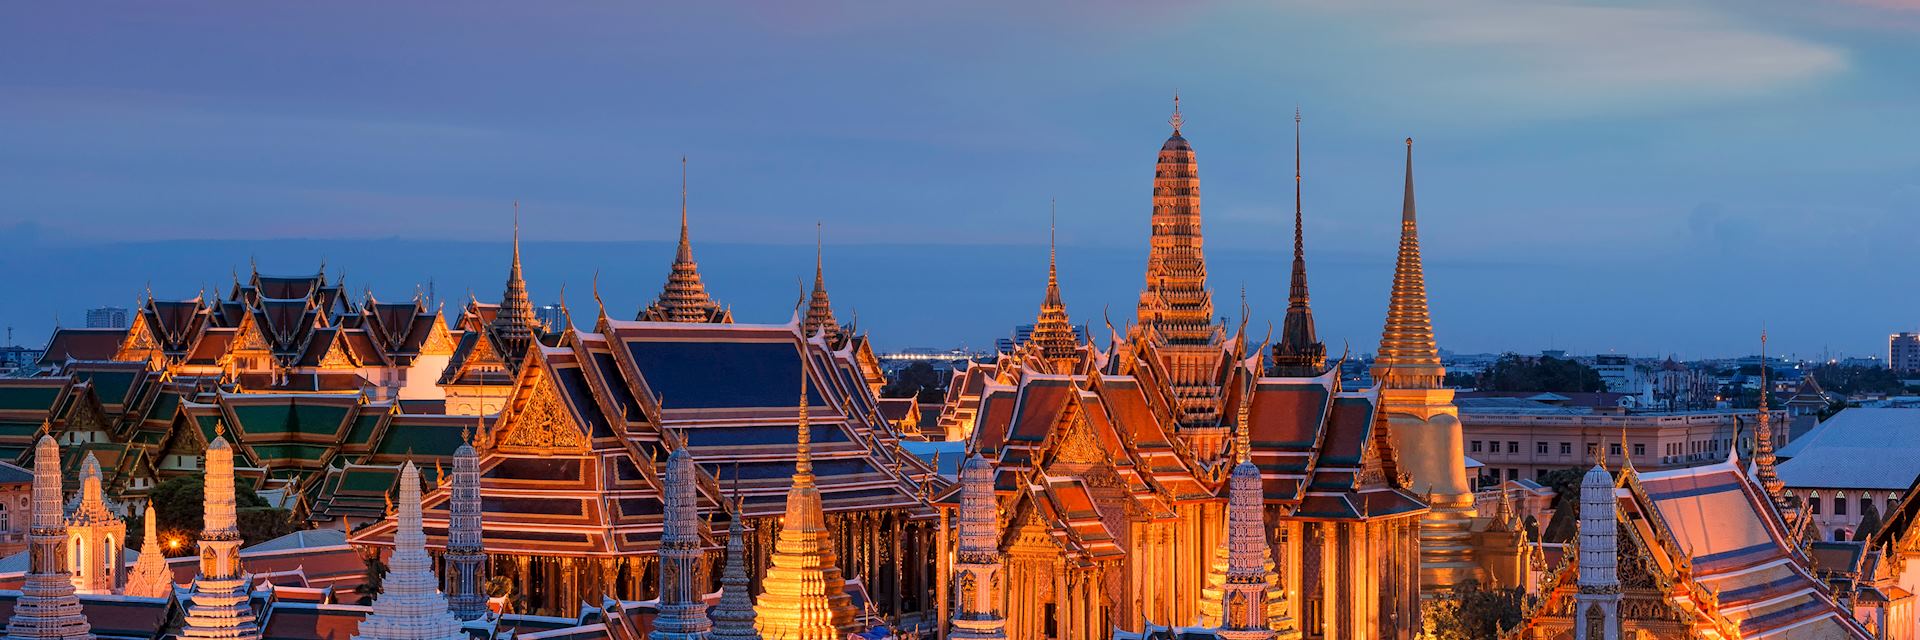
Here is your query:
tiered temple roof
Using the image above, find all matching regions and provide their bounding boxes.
[1511,454,1871,639]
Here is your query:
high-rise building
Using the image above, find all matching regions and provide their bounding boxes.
[1892,332,1920,374]
[83,307,127,330]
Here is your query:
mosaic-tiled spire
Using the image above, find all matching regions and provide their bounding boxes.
[1271,109,1325,377]
[1,436,93,640]
[180,431,261,640]
[353,462,466,640]
[444,433,488,621]
[493,205,539,365]
[123,503,174,598]
[949,455,1006,640]
[1135,92,1216,345]
[753,370,857,640]
[67,454,124,595]
[1574,463,1620,640]
[1753,332,1792,522]
[642,158,729,323]
[1218,454,1277,639]
[1372,139,1444,389]
[709,492,761,640]
[1028,204,1079,369]
[652,447,713,640]
[803,225,842,344]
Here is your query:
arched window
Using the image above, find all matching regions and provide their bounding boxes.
[72,536,83,574]
[104,535,115,575]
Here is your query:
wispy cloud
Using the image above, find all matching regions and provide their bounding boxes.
[1289,0,1847,119]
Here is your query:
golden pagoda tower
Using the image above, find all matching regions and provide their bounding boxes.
[1270,109,1326,377]
[752,370,858,639]
[803,224,841,345]
[1027,203,1080,373]
[1370,139,1480,597]
[640,157,732,324]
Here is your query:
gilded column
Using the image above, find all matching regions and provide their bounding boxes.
[2,436,92,640]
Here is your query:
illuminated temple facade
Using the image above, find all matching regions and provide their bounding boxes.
[2,99,1903,640]
[934,104,1529,640]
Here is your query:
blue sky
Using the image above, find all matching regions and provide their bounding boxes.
[3,1,1918,359]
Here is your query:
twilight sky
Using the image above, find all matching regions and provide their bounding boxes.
[3,1,1919,360]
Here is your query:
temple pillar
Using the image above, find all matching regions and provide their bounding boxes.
[937,510,950,640]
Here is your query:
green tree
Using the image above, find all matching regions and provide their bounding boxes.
[1537,467,1587,543]
[882,361,948,402]
[1856,503,1883,542]
[354,555,389,605]
[1426,579,1527,640]
[148,475,303,548]
[1467,354,1607,393]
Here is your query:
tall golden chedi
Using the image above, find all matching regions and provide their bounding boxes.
[752,371,858,639]
[1133,94,1232,459]
[1371,138,1481,596]
[179,428,263,640]
[2,437,93,640]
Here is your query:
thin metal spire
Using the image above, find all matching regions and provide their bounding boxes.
[1169,89,1183,132]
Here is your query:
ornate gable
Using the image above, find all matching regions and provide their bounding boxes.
[419,319,455,357]
[319,331,356,369]
[117,315,163,365]
[494,366,588,454]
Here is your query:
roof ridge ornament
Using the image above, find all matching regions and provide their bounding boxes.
[1169,89,1183,132]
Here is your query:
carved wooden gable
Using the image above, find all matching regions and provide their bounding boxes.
[495,368,588,453]
[420,320,456,356]
[116,315,162,364]
[232,315,271,354]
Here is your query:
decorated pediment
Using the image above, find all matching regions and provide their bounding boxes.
[319,332,356,369]
[494,368,588,453]
[116,315,163,364]
[420,319,456,356]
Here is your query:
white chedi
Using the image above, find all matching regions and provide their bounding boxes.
[353,462,467,640]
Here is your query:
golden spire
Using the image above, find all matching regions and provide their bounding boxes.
[1371,137,1444,389]
[1030,199,1079,368]
[1274,107,1326,376]
[494,202,538,361]
[1754,330,1790,518]
[796,366,813,482]
[642,156,729,323]
[753,357,858,638]
[803,222,841,343]
[1234,376,1253,465]
[1136,92,1215,346]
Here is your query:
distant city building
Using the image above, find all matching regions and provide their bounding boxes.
[1458,393,1780,484]
[534,303,566,330]
[994,323,1090,354]
[1893,332,1920,373]
[1589,353,1647,393]
[84,306,128,329]
[0,344,41,376]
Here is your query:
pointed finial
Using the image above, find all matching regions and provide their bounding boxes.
[796,361,813,480]
[1402,137,1417,224]
[1169,89,1184,132]
[215,420,225,439]
[592,270,607,321]
[1620,428,1634,472]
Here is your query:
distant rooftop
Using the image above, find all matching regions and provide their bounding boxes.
[1778,408,1920,491]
